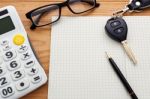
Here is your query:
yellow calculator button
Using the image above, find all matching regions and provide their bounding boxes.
[13,34,25,46]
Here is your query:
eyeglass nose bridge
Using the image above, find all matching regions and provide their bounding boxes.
[60,0,100,14]
[59,0,84,14]
[58,1,73,12]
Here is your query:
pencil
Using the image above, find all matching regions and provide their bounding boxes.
[105,52,138,99]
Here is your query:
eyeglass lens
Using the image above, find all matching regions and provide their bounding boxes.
[31,0,96,26]
[31,5,60,26]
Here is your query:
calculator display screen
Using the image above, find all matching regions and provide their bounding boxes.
[0,16,15,35]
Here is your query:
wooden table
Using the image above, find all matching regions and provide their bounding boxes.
[0,0,150,99]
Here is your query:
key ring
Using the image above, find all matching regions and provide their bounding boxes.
[113,7,129,17]
[113,7,141,18]
[112,0,147,17]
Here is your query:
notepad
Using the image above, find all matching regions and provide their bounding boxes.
[49,16,150,99]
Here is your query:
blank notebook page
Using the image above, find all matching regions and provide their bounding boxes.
[49,16,150,99]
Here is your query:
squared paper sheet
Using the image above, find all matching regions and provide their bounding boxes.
[49,16,150,99]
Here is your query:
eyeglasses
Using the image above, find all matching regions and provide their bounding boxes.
[26,0,100,30]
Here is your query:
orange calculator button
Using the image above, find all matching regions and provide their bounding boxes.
[13,34,25,46]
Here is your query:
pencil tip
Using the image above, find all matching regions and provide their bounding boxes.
[105,52,111,58]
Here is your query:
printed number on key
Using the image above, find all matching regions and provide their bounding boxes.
[1,86,14,98]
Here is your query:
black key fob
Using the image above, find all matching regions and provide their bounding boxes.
[128,0,150,10]
[105,17,128,42]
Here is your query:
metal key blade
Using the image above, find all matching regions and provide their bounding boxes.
[113,7,129,17]
[121,40,137,64]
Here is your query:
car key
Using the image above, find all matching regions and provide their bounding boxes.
[113,0,150,16]
[105,17,137,64]
[127,0,150,11]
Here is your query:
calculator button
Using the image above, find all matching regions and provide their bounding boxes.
[21,52,31,60]
[3,45,11,51]
[1,40,9,46]
[28,67,38,76]
[31,75,42,84]
[111,21,121,27]
[18,44,28,53]
[0,85,15,98]
[25,60,35,68]
[15,78,30,91]
[0,66,6,76]
[7,60,21,71]
[13,34,25,46]
[0,76,10,88]
[3,50,17,61]
[11,69,25,81]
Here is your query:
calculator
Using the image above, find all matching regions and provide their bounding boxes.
[0,6,47,98]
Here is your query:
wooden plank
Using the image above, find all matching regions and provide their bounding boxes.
[1,2,150,18]
[1,0,127,2]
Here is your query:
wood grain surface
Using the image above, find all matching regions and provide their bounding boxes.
[0,0,150,99]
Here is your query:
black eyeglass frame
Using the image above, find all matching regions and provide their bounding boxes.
[26,0,100,30]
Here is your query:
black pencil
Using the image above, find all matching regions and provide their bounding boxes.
[105,52,138,99]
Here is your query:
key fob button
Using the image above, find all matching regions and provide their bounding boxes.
[15,78,30,91]
[11,69,25,81]
[111,21,121,27]
[0,85,15,98]
[114,27,124,34]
